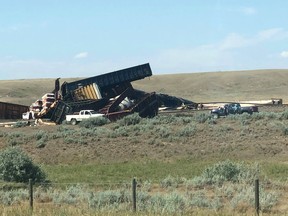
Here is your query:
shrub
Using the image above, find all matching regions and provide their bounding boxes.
[160,175,178,189]
[160,176,186,189]
[280,110,288,120]
[34,130,48,148]
[6,132,27,146]
[53,185,87,205]
[251,112,266,120]
[0,189,28,205]
[155,126,171,138]
[0,131,6,137]
[194,113,210,123]
[194,160,259,186]
[79,116,110,128]
[117,113,141,126]
[260,190,279,212]
[177,124,196,137]
[88,189,129,209]
[266,112,279,120]
[13,121,28,128]
[207,118,217,125]
[36,139,46,148]
[34,130,48,141]
[0,147,47,183]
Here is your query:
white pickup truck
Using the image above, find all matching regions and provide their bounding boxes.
[66,110,104,125]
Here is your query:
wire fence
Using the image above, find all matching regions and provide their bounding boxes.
[1,178,287,215]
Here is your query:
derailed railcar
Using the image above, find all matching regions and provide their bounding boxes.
[0,102,29,119]
[36,63,159,124]
[61,63,152,101]
[49,63,158,124]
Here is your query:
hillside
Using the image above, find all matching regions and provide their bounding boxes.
[133,69,288,103]
[0,69,288,106]
[1,69,288,215]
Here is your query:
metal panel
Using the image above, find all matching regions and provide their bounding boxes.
[63,63,152,97]
[0,102,29,119]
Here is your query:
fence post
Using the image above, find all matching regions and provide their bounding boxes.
[29,178,33,210]
[132,178,137,212]
[255,179,260,216]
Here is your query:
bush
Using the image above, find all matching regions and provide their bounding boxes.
[281,125,288,136]
[117,113,142,126]
[88,189,129,209]
[194,113,210,123]
[0,147,47,183]
[79,116,110,128]
[280,110,288,120]
[160,175,178,188]
[194,160,259,186]
[13,121,28,128]
[177,124,197,137]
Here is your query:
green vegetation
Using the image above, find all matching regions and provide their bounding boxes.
[79,116,110,128]
[0,161,282,215]
[1,109,288,214]
[43,160,210,184]
[0,147,47,183]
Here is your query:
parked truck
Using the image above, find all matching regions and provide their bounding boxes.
[66,110,104,125]
[210,103,258,118]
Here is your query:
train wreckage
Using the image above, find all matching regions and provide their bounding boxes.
[23,63,197,124]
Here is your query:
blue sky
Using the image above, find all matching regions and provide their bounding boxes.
[1,0,288,80]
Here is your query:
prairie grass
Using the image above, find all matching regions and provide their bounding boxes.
[43,160,211,184]
[0,160,284,215]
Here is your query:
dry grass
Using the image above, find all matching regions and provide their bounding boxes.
[1,69,288,105]
[0,204,259,216]
[1,69,288,215]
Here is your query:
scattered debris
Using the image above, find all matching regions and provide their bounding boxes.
[156,93,198,111]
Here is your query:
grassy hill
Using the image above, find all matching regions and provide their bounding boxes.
[133,69,288,103]
[0,69,288,106]
[1,69,288,215]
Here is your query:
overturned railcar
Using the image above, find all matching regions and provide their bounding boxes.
[61,63,152,101]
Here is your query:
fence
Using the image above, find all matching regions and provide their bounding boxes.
[0,178,286,215]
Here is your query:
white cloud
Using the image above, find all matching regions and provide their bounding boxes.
[74,52,88,59]
[218,28,288,51]
[257,28,285,40]
[280,51,288,58]
[241,7,257,15]
[151,28,288,73]
[219,33,251,50]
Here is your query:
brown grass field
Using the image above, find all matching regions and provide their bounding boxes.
[1,69,288,215]
[1,69,288,106]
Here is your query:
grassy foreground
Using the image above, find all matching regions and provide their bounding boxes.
[43,159,212,184]
[0,205,266,216]
[1,160,288,215]
[42,160,288,184]
[2,112,288,215]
